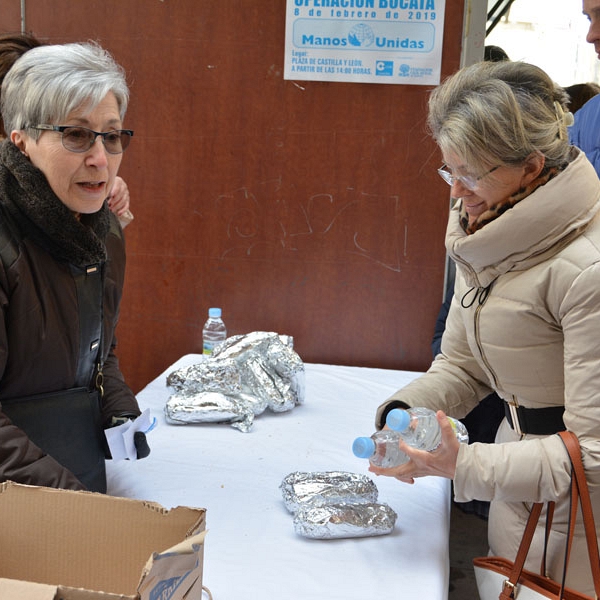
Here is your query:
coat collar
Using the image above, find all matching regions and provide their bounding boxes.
[0,140,110,268]
[446,149,600,288]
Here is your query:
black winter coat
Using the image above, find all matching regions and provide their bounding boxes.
[0,140,140,490]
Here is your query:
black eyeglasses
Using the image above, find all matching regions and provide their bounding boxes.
[437,164,499,190]
[28,125,134,154]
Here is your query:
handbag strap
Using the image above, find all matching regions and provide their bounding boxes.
[499,501,544,599]
[559,430,600,596]
[557,466,579,597]
[500,431,600,600]
[70,263,104,393]
[540,500,555,576]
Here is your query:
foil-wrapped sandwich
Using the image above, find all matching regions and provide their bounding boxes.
[280,471,379,513]
[293,502,398,539]
[280,471,397,539]
[165,332,304,432]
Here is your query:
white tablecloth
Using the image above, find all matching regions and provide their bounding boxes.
[107,354,450,600]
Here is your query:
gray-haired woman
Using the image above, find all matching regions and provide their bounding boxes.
[0,42,148,493]
[370,60,600,595]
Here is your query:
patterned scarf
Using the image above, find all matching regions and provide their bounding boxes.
[458,163,566,235]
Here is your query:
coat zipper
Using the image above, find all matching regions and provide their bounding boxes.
[472,287,525,440]
[472,286,499,389]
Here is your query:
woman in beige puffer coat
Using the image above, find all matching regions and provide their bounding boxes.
[372,60,600,596]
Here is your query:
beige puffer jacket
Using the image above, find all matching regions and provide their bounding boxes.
[376,149,600,595]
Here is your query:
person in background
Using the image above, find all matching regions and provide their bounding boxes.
[370,60,600,596]
[480,47,600,120]
[0,31,134,228]
[483,44,509,62]
[568,0,600,175]
[0,41,148,492]
[564,81,600,113]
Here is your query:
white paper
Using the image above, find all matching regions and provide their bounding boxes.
[284,0,446,85]
[105,408,156,461]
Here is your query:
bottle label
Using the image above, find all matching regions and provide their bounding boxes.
[203,341,217,356]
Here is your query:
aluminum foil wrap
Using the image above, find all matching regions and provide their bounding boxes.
[163,391,255,428]
[293,502,398,539]
[280,471,396,539]
[280,471,379,513]
[165,332,304,432]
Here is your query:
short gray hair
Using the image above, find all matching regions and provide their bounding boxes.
[427,61,571,173]
[1,41,129,138]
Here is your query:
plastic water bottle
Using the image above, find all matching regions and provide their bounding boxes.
[202,307,227,356]
[352,430,410,468]
[386,407,469,451]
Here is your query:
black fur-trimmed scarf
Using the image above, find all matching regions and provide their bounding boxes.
[0,139,110,267]
[459,163,566,235]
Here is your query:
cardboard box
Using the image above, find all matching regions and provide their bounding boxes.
[0,481,206,600]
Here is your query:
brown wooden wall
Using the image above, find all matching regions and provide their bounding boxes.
[1,1,464,392]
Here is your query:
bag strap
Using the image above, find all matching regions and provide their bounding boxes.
[69,263,104,391]
[499,501,544,599]
[557,465,579,597]
[500,431,600,600]
[559,430,600,597]
[540,500,555,577]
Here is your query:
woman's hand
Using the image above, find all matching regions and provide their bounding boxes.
[368,410,460,484]
[107,176,130,215]
[107,176,134,227]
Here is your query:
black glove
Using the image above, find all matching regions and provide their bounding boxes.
[108,415,151,459]
[134,431,151,459]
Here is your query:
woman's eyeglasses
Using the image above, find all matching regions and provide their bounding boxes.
[437,164,499,190]
[28,125,134,154]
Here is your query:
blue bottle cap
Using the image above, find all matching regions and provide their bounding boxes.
[208,307,222,318]
[386,408,410,432]
[352,436,376,458]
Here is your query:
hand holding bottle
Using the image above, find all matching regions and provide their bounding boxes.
[368,410,462,484]
[386,407,469,449]
[352,429,409,468]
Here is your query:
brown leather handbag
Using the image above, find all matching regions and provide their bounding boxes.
[473,430,600,599]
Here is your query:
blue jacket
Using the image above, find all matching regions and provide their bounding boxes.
[569,94,600,176]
